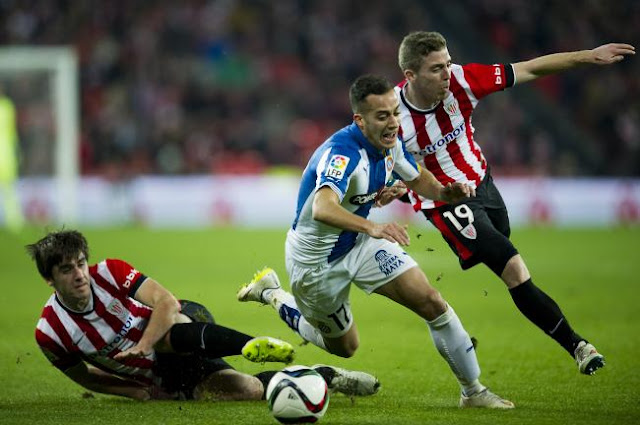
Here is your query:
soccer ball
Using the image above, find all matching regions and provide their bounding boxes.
[266,365,330,424]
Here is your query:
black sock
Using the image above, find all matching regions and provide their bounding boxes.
[255,371,278,399]
[509,279,583,356]
[312,366,336,387]
[169,322,253,358]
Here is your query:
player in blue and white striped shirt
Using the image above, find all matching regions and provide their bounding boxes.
[239,74,513,408]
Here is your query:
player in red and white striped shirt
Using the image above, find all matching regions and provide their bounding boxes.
[386,31,634,375]
[28,229,300,400]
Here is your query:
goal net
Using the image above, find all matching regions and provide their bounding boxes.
[0,46,79,225]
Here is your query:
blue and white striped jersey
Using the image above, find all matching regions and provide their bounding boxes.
[287,122,420,265]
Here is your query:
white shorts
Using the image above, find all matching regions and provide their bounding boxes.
[285,234,418,337]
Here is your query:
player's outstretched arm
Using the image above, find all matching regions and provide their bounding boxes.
[513,43,635,84]
[312,186,410,245]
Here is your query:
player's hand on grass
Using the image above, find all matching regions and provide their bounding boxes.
[440,182,475,204]
[369,222,410,246]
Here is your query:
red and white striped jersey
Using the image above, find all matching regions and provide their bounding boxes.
[35,259,156,385]
[395,63,514,210]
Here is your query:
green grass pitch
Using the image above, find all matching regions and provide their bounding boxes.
[1,226,639,424]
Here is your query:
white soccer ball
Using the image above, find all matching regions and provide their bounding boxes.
[265,365,330,424]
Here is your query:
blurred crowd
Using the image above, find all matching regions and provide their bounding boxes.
[459,0,639,176]
[0,0,638,177]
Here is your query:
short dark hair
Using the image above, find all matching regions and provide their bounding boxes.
[398,31,447,72]
[349,74,394,113]
[26,229,89,279]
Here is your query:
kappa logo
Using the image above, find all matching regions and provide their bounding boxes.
[325,155,350,179]
[73,332,87,346]
[374,249,405,276]
[402,133,417,143]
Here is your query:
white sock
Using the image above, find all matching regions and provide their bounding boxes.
[264,288,327,351]
[427,305,485,396]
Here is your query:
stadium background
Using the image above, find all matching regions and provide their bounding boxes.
[1,1,639,424]
[1,0,638,228]
[1,0,638,177]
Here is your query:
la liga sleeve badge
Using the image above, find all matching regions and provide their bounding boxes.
[325,155,350,179]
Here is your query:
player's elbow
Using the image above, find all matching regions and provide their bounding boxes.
[312,187,341,224]
[311,200,331,223]
[156,294,181,318]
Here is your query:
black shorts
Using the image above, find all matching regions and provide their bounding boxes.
[423,171,518,274]
[154,300,233,399]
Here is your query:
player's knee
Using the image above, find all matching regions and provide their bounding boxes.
[325,336,359,358]
[233,375,264,400]
[481,238,518,277]
[194,372,264,401]
[500,254,530,288]
[244,378,266,400]
[425,286,444,304]
[412,286,447,321]
[179,300,216,323]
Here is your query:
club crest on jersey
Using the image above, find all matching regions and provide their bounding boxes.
[460,223,477,240]
[385,155,394,172]
[107,299,127,320]
[326,155,350,179]
[444,99,459,116]
[374,249,405,276]
[384,155,394,182]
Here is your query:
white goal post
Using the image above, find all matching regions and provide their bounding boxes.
[0,46,79,224]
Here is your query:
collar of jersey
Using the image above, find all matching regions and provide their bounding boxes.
[348,122,387,159]
[400,82,441,113]
[55,290,95,315]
